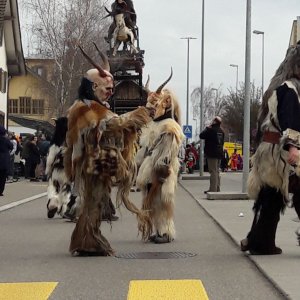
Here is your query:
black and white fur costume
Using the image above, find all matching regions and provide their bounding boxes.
[241,42,300,254]
[46,117,79,218]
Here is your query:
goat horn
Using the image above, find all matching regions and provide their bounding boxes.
[156,67,173,93]
[101,13,111,20]
[78,45,107,77]
[93,42,110,71]
[104,6,112,14]
[145,75,150,92]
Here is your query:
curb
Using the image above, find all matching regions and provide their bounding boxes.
[179,182,291,300]
[0,192,47,212]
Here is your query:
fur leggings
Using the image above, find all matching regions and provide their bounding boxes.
[246,186,285,254]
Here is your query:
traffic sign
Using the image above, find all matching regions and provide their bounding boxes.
[183,125,192,139]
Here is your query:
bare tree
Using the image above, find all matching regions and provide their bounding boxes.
[21,0,111,116]
[222,82,261,144]
[191,85,225,134]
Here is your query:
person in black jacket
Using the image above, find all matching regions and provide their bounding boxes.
[0,126,13,196]
[27,136,41,182]
[199,116,225,193]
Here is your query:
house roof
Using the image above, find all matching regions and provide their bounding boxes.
[0,0,6,43]
[8,115,55,136]
[2,0,26,75]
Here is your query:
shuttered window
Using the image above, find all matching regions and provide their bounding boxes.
[8,99,18,114]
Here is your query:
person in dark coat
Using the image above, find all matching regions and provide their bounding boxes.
[27,136,41,181]
[106,0,137,42]
[37,134,50,181]
[21,136,32,178]
[221,149,229,172]
[199,116,225,193]
[0,126,13,196]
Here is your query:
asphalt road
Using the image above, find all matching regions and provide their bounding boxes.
[0,181,286,300]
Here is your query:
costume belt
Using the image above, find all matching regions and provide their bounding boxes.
[262,131,281,144]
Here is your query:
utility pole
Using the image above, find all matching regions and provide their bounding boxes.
[243,0,251,193]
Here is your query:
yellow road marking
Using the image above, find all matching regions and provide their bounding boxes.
[127,279,209,300]
[0,282,58,300]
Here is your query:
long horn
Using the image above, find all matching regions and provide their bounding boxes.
[78,45,107,77]
[101,13,111,20]
[145,75,150,92]
[104,6,112,14]
[93,42,110,71]
[156,67,173,93]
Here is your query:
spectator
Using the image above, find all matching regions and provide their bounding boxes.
[178,143,186,174]
[221,149,229,172]
[21,136,32,178]
[185,150,196,174]
[199,116,225,193]
[7,132,17,183]
[27,136,41,182]
[37,134,50,181]
[237,153,243,170]
[230,149,238,171]
[190,142,199,170]
[0,126,13,196]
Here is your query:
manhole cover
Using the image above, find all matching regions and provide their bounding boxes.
[115,252,197,259]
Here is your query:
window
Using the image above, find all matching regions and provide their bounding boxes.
[19,97,31,114]
[0,68,7,93]
[37,67,43,77]
[32,99,44,114]
[8,99,18,114]
[32,66,46,78]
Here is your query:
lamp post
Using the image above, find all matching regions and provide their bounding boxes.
[199,0,205,176]
[181,37,197,143]
[253,30,264,97]
[242,0,252,193]
[229,64,239,96]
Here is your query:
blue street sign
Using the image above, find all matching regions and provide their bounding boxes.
[183,125,192,139]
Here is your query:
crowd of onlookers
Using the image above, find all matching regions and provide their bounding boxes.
[0,125,50,196]
[179,142,244,174]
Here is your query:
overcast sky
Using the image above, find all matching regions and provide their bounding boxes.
[133,0,299,128]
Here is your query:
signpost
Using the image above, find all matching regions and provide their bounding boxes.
[183,125,192,139]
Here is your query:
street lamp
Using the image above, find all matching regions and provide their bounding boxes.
[229,64,239,96]
[181,37,197,137]
[199,0,205,176]
[253,30,264,98]
[242,0,252,193]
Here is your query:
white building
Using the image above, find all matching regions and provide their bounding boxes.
[0,0,25,128]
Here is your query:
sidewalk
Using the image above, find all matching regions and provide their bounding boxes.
[180,173,300,300]
[0,178,47,208]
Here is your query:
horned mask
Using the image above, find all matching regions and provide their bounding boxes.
[145,68,180,123]
[79,43,114,102]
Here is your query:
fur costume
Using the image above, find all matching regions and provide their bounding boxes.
[46,117,79,218]
[241,42,300,255]
[65,46,153,256]
[136,70,185,243]
[248,81,300,201]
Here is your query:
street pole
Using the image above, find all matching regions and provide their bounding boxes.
[243,0,251,193]
[229,64,239,97]
[181,37,197,144]
[199,0,205,176]
[253,30,265,97]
